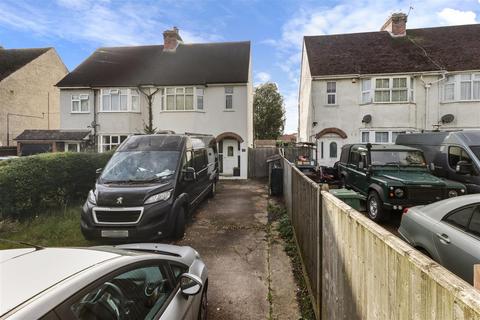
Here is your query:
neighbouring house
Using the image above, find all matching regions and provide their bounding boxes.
[0,47,68,148]
[14,129,91,156]
[298,13,480,167]
[56,27,253,178]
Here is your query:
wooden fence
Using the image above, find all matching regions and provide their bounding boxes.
[283,157,480,319]
[248,147,278,178]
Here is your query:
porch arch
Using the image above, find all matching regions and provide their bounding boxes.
[315,127,348,139]
[216,132,244,143]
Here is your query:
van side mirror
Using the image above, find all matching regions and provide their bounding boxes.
[183,167,196,182]
[95,168,102,178]
[456,161,472,175]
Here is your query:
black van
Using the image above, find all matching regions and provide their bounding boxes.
[81,133,218,241]
[396,131,480,193]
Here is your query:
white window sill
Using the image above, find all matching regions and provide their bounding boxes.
[440,100,480,104]
[71,111,90,114]
[99,111,141,113]
[223,109,235,112]
[324,104,338,107]
[161,110,205,113]
[365,101,415,105]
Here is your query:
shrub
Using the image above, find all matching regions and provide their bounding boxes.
[0,152,112,220]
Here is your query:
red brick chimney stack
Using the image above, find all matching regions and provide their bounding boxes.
[381,13,408,37]
[163,26,183,51]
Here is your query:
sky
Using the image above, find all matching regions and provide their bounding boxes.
[1,0,479,134]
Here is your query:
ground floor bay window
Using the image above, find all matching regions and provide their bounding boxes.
[98,135,128,152]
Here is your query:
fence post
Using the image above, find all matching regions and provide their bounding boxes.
[475,265,480,290]
[316,186,322,319]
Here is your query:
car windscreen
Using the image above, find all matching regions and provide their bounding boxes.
[370,150,426,166]
[470,146,480,162]
[100,151,179,183]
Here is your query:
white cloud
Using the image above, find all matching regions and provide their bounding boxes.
[438,8,477,25]
[0,0,221,47]
[255,71,271,83]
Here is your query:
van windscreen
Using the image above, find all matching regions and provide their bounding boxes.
[100,151,179,183]
[470,146,480,162]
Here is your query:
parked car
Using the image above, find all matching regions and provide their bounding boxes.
[396,131,480,193]
[82,134,218,241]
[398,194,480,284]
[0,243,208,319]
[337,144,466,221]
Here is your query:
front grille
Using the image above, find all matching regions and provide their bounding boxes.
[408,187,443,202]
[93,208,143,224]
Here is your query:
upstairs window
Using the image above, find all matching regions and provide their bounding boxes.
[362,77,412,104]
[442,73,480,102]
[326,81,336,105]
[225,87,234,109]
[71,94,89,113]
[164,87,203,111]
[100,89,138,112]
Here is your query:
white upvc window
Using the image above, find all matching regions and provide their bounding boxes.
[65,143,80,152]
[99,134,128,152]
[100,89,139,112]
[326,81,336,105]
[163,86,204,111]
[225,86,234,110]
[361,79,371,104]
[71,94,89,113]
[361,76,412,104]
[360,130,406,144]
[442,73,480,102]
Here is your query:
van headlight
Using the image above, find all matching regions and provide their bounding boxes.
[87,190,97,205]
[145,190,172,204]
[448,190,458,198]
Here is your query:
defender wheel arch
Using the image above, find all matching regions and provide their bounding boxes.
[368,184,385,201]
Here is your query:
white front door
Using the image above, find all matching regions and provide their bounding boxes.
[317,137,341,167]
[222,139,238,175]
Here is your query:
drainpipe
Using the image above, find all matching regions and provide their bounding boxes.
[420,72,446,131]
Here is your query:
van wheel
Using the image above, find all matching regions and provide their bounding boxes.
[208,182,216,198]
[367,191,388,222]
[173,207,186,239]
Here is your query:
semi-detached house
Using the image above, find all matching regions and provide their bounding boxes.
[56,27,253,178]
[298,13,480,167]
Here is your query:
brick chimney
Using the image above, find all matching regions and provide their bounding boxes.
[163,27,183,51]
[381,13,407,37]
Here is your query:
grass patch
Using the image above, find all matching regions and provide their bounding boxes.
[0,205,96,250]
[269,203,315,320]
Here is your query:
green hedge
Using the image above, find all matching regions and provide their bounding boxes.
[0,152,112,220]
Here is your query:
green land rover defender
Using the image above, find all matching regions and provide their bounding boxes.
[337,144,467,221]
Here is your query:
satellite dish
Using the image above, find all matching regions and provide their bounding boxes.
[362,114,372,124]
[441,114,455,124]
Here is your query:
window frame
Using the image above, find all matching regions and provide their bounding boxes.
[71,94,90,113]
[162,86,204,112]
[361,76,413,104]
[54,260,177,320]
[360,130,406,144]
[442,73,480,102]
[100,88,140,113]
[442,205,478,232]
[329,141,338,158]
[326,81,337,105]
[99,134,128,152]
[225,86,234,110]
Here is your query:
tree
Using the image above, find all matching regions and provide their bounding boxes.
[138,86,160,134]
[254,83,285,140]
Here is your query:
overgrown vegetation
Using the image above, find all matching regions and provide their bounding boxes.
[0,206,95,249]
[269,203,315,320]
[0,152,112,220]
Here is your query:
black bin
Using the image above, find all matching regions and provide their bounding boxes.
[270,166,283,196]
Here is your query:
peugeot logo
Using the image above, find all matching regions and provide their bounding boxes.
[116,197,123,205]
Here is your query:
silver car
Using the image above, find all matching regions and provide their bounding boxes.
[0,243,208,319]
[399,194,480,283]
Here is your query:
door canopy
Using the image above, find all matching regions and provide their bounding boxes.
[216,132,244,143]
[315,127,348,139]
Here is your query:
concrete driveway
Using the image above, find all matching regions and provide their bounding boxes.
[176,180,299,320]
